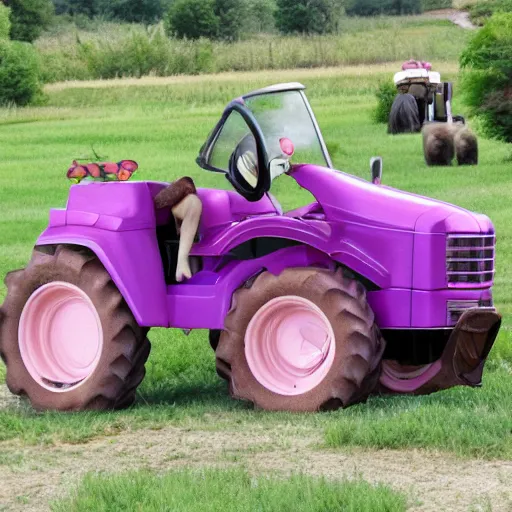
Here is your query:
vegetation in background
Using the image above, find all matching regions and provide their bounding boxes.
[165,0,219,40]
[421,0,452,9]
[101,0,166,24]
[214,0,249,41]
[460,12,512,142]
[346,0,423,16]
[465,0,512,25]
[36,18,470,82]
[275,0,341,35]
[4,0,54,42]
[52,0,170,22]
[50,468,408,512]
[373,81,397,123]
[165,0,266,41]
[0,39,41,105]
[0,3,11,40]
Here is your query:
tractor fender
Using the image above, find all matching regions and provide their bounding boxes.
[36,226,168,327]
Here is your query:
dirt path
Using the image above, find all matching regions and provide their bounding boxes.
[424,8,477,29]
[1,425,511,512]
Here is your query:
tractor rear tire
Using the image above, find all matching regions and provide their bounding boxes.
[215,267,385,412]
[0,245,151,412]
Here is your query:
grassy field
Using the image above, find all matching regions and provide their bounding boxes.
[0,62,511,510]
[36,16,470,82]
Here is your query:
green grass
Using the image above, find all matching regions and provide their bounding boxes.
[35,16,470,82]
[50,467,408,512]
[0,64,511,457]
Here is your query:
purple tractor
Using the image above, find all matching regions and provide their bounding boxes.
[0,83,501,412]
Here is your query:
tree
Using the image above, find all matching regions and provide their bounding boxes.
[275,0,339,35]
[99,0,166,23]
[245,0,277,34]
[165,0,219,39]
[214,0,248,41]
[5,0,54,42]
[346,0,421,16]
[460,12,512,142]
[0,3,11,39]
[52,0,99,17]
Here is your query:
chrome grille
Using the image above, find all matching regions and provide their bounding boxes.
[447,299,494,325]
[446,234,495,286]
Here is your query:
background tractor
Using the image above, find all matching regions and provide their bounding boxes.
[389,60,465,134]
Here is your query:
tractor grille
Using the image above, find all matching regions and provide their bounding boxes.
[446,234,495,286]
[447,299,494,325]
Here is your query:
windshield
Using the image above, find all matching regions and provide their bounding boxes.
[206,110,254,174]
[243,90,330,167]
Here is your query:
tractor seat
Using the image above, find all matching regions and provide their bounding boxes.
[196,188,280,232]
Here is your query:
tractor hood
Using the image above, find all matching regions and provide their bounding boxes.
[290,164,493,234]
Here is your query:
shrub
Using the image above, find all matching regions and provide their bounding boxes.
[5,0,54,42]
[373,81,397,123]
[165,0,219,40]
[460,12,512,141]
[0,4,11,40]
[275,0,340,34]
[346,0,422,16]
[0,39,41,105]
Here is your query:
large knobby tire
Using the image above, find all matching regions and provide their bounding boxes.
[215,267,385,412]
[0,245,151,412]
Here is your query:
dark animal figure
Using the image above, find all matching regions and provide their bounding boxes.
[454,126,478,165]
[422,122,456,166]
[422,122,479,167]
[388,93,421,135]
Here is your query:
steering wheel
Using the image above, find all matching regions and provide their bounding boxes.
[229,133,259,188]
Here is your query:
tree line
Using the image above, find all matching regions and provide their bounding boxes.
[1,0,457,44]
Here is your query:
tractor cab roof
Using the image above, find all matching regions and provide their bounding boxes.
[196,82,333,202]
[394,69,441,86]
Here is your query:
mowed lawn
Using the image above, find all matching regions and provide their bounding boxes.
[0,63,511,461]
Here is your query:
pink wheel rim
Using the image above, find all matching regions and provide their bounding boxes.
[18,282,103,393]
[380,360,442,393]
[245,296,335,396]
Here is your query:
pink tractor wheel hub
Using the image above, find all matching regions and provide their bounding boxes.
[380,360,442,393]
[245,296,335,396]
[18,282,103,393]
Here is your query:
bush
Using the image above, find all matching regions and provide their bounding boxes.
[0,39,41,105]
[275,0,340,34]
[0,4,11,40]
[460,12,512,142]
[5,0,54,42]
[421,0,452,10]
[165,0,219,40]
[346,0,422,16]
[373,81,397,123]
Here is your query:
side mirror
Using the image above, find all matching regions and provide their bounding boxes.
[370,157,382,185]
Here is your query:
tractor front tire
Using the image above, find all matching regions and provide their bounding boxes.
[215,268,385,412]
[0,245,151,412]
